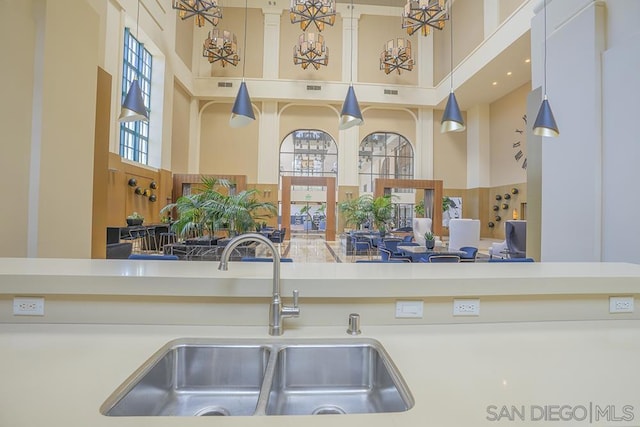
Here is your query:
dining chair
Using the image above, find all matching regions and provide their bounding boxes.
[428,255,461,263]
[458,246,478,262]
[487,257,534,262]
[128,254,179,260]
[378,247,412,263]
[351,236,372,261]
[241,257,293,262]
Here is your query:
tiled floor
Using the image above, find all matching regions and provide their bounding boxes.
[264,233,500,263]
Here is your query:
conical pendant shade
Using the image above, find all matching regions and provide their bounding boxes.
[440,91,465,133]
[119,79,148,122]
[339,86,363,130]
[229,81,255,128]
[533,96,559,137]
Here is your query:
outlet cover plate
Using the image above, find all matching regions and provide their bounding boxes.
[609,296,634,313]
[453,298,480,316]
[13,297,45,316]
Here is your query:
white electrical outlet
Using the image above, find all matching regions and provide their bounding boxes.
[609,296,634,313]
[13,297,45,316]
[453,299,480,316]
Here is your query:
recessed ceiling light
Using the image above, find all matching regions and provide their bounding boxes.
[525,58,531,63]
[507,71,512,76]
[492,81,498,86]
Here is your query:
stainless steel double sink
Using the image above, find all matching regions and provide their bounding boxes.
[100,338,414,416]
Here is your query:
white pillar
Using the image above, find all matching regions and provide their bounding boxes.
[338,127,359,187]
[533,0,605,261]
[484,0,499,38]
[466,104,490,189]
[257,101,279,184]
[417,30,433,87]
[415,108,434,180]
[342,6,360,82]
[262,7,281,80]
[187,98,200,173]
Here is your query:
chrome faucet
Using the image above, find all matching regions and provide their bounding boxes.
[218,233,300,336]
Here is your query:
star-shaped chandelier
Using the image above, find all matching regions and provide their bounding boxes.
[380,38,414,75]
[203,29,239,67]
[294,32,329,70]
[290,0,336,32]
[402,0,448,37]
[173,0,222,27]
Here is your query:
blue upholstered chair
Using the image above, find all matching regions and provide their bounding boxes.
[241,257,293,262]
[458,246,478,262]
[505,220,527,258]
[488,257,534,262]
[378,247,412,263]
[428,255,461,263]
[128,254,179,260]
[351,235,372,261]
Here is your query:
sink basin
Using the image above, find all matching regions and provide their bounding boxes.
[265,342,413,415]
[101,339,271,416]
[101,338,413,417]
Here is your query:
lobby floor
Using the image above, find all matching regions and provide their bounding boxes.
[262,233,498,263]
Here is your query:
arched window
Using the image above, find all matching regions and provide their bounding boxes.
[280,130,338,179]
[358,132,413,193]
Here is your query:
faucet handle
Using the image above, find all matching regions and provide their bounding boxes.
[292,289,299,308]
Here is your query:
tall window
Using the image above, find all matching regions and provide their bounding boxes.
[358,132,413,193]
[280,130,338,184]
[120,28,152,164]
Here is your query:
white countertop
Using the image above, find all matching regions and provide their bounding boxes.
[1,321,639,427]
[1,259,640,426]
[2,258,640,297]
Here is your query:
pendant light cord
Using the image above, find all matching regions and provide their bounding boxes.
[349,0,354,84]
[242,0,248,79]
[543,0,547,95]
[449,0,453,91]
[135,0,140,39]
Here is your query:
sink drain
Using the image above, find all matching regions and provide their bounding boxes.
[195,406,230,416]
[312,405,347,415]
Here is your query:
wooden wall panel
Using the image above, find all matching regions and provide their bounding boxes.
[91,67,111,258]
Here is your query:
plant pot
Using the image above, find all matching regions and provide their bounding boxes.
[426,240,435,250]
[126,218,143,226]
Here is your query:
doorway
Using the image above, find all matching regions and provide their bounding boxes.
[281,176,336,241]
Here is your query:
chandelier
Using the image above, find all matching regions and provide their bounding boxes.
[402,0,448,37]
[380,38,414,75]
[173,0,222,27]
[293,33,329,70]
[290,0,336,32]
[203,29,239,67]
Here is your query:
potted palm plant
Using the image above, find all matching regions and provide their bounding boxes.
[160,177,276,240]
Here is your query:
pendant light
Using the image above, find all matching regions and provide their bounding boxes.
[229,0,255,127]
[440,0,464,133]
[119,0,149,122]
[338,0,363,130]
[532,0,559,137]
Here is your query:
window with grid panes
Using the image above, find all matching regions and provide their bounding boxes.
[120,28,152,164]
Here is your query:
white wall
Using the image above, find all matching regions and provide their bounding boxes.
[601,1,640,262]
[533,0,605,261]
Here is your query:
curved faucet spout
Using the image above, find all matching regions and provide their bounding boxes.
[217,233,299,335]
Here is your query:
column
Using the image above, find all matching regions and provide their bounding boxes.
[466,104,490,189]
[262,7,281,80]
[187,98,200,173]
[483,0,499,38]
[532,0,605,261]
[414,108,434,180]
[257,101,280,184]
